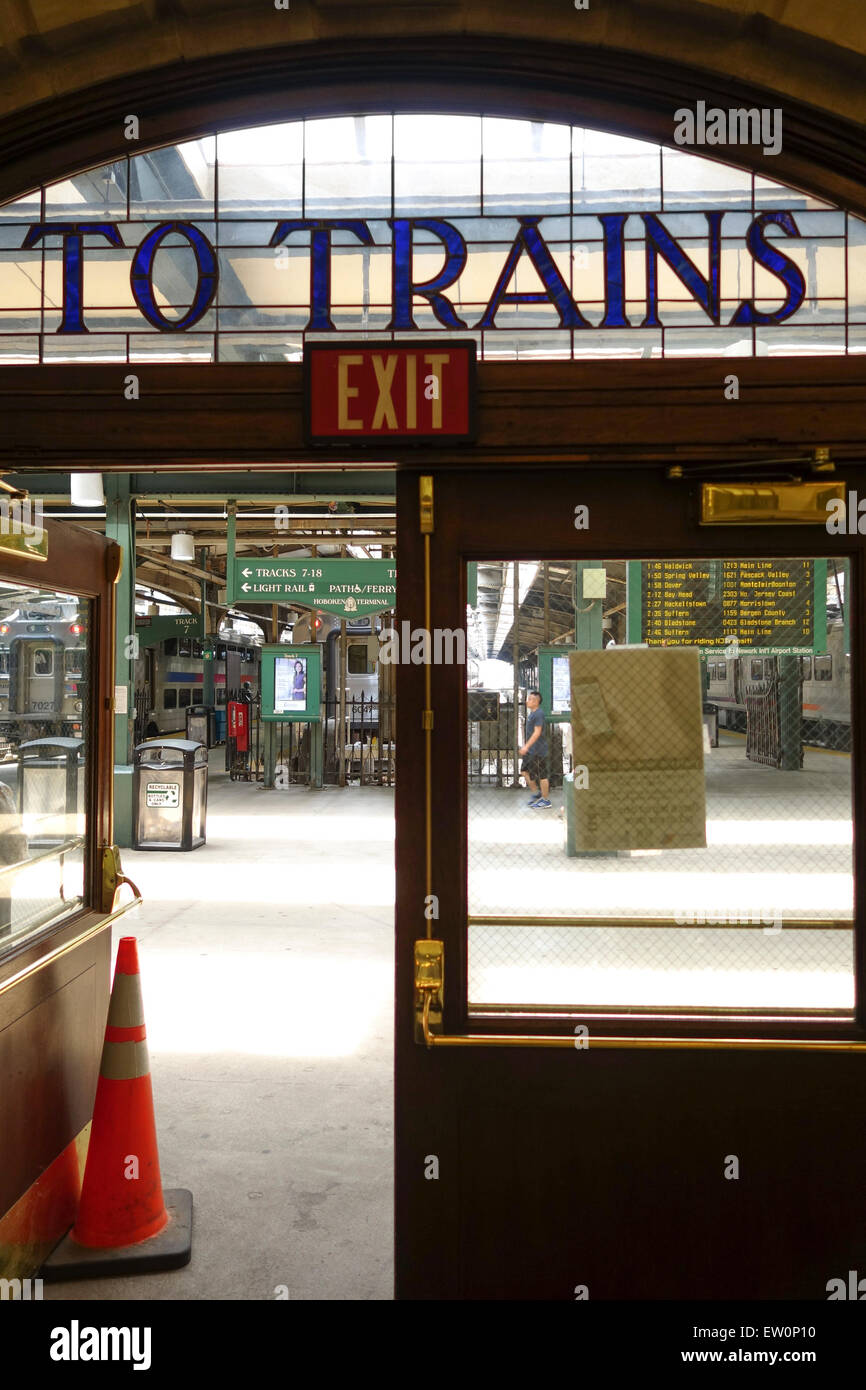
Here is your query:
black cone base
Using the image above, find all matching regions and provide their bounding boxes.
[41,1188,193,1282]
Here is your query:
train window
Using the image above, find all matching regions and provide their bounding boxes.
[164,638,178,656]
[348,643,376,675]
[215,688,226,705]
[749,659,764,680]
[0,652,8,674]
[178,688,192,708]
[64,647,85,676]
[178,639,192,657]
[163,689,177,710]
[0,584,91,951]
[814,654,833,681]
[800,656,813,680]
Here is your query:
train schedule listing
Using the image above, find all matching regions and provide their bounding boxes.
[634,559,818,654]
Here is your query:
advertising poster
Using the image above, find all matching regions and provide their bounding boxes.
[274,655,307,714]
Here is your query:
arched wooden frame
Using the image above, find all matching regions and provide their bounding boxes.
[0,38,864,218]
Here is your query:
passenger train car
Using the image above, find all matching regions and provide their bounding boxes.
[705,622,850,749]
[133,627,262,739]
[0,599,87,750]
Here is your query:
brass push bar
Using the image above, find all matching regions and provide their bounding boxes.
[414,945,866,1050]
[0,836,86,881]
[414,941,866,1050]
[469,915,853,931]
[0,891,142,1000]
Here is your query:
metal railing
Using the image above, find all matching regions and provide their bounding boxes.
[323,694,396,786]
[467,694,569,787]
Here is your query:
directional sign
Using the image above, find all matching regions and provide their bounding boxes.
[234,558,396,617]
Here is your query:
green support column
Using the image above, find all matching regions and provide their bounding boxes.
[778,654,803,771]
[225,501,237,606]
[199,549,214,707]
[104,476,135,848]
[309,721,323,789]
[574,561,604,649]
[263,721,276,789]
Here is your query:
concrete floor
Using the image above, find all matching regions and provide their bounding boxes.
[46,757,395,1302]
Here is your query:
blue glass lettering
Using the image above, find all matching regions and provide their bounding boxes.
[388,219,467,331]
[130,221,218,331]
[477,217,589,329]
[598,214,629,329]
[641,212,722,328]
[22,222,124,333]
[729,212,805,326]
[269,220,374,331]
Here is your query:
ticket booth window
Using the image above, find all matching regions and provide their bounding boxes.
[0,584,91,950]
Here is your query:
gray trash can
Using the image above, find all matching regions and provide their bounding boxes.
[186,703,214,749]
[133,739,207,851]
[702,702,719,748]
[18,736,85,847]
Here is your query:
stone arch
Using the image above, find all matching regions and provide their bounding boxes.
[0,4,864,214]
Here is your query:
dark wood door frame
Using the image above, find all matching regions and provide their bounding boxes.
[393,454,866,1300]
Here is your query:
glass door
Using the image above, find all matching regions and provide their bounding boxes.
[466,555,854,1019]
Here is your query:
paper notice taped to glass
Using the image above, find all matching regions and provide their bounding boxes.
[569,648,707,851]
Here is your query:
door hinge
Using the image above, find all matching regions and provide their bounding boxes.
[414,938,444,1046]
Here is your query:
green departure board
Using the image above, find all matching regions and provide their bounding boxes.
[626,559,825,655]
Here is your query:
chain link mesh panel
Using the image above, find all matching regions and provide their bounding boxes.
[466,557,854,1011]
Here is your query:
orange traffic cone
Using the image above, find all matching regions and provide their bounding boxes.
[42,937,192,1281]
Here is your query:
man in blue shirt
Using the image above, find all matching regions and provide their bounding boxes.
[520,689,551,808]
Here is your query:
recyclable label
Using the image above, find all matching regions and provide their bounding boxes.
[145,782,179,809]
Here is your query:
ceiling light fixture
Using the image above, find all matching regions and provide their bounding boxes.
[70,473,105,508]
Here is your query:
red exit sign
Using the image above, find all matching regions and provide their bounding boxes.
[304,341,476,444]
